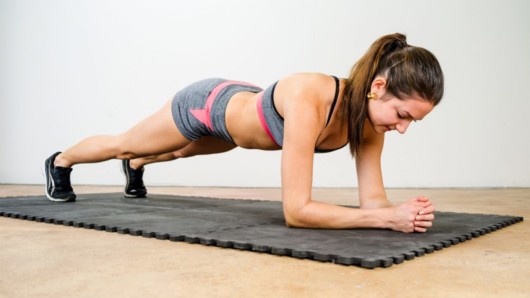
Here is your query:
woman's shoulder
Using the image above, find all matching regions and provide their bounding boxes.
[277,73,336,96]
[279,72,335,85]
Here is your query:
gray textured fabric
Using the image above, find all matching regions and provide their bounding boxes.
[171,78,263,143]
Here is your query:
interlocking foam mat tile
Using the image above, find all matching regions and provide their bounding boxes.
[0,193,523,268]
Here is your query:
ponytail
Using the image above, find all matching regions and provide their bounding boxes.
[341,33,443,156]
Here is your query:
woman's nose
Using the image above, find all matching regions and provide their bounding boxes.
[396,120,411,134]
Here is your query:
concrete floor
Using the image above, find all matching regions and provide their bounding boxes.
[0,185,528,298]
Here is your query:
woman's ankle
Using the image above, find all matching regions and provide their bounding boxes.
[129,159,143,170]
[54,153,72,168]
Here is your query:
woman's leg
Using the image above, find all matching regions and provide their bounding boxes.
[45,98,190,202]
[54,99,190,167]
[129,136,237,169]
[122,137,236,197]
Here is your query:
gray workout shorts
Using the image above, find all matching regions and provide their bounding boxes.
[171,78,263,143]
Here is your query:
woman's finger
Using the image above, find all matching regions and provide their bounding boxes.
[414,220,433,228]
[414,226,427,233]
[418,205,436,216]
[416,213,435,221]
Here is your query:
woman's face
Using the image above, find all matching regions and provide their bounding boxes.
[368,94,433,134]
[367,77,434,134]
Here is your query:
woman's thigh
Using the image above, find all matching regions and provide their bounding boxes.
[117,99,191,159]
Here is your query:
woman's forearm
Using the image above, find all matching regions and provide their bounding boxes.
[284,200,392,229]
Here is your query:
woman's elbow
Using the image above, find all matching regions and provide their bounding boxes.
[284,217,301,228]
[283,206,310,228]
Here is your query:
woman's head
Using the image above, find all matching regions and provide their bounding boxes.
[341,33,444,155]
[375,40,444,106]
[366,80,435,134]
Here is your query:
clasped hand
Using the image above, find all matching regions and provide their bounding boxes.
[392,196,435,233]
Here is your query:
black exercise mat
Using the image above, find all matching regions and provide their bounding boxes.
[0,193,523,269]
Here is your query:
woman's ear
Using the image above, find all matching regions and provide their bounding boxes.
[370,76,387,96]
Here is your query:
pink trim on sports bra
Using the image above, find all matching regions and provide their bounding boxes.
[256,91,280,146]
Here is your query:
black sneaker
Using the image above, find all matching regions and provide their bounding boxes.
[122,159,147,198]
[44,152,76,202]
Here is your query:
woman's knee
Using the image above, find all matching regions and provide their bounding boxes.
[114,147,139,160]
[111,133,145,160]
[172,149,191,159]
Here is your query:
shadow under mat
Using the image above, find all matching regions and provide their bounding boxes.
[0,193,523,269]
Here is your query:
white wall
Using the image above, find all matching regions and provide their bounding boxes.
[1,0,529,187]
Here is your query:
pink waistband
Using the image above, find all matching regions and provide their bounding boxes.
[190,80,260,132]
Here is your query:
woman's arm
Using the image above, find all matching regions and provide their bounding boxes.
[355,122,392,209]
[277,75,411,231]
[280,88,391,229]
[277,74,434,232]
[282,125,434,232]
[355,119,436,232]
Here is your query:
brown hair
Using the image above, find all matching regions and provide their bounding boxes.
[341,33,444,156]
